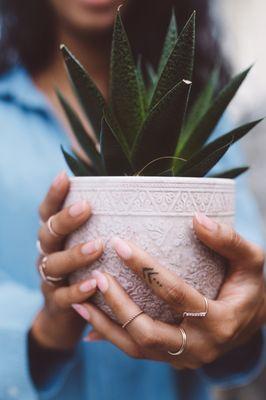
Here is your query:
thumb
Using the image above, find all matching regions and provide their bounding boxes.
[193,213,264,271]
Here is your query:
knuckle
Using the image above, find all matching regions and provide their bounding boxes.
[252,247,265,271]
[188,361,203,370]
[215,322,236,345]
[200,348,218,365]
[138,329,160,350]
[228,229,243,251]
[165,282,186,307]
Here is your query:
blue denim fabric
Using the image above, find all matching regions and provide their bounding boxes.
[0,67,264,400]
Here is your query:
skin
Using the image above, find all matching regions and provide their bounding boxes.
[31,0,266,365]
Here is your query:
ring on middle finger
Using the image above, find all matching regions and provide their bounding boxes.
[38,256,65,286]
[182,295,209,319]
[47,215,64,238]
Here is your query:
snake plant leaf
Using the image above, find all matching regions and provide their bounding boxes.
[110,10,145,148]
[60,45,106,139]
[210,166,249,179]
[100,110,133,176]
[178,142,232,178]
[132,79,192,175]
[176,119,262,175]
[56,90,104,174]
[150,11,195,108]
[137,58,148,112]
[158,10,178,75]
[61,146,96,176]
[178,66,252,160]
[179,69,219,150]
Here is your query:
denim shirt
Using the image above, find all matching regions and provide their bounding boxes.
[0,67,265,400]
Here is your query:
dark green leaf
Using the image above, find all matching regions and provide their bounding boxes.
[136,57,148,113]
[150,11,195,107]
[110,10,145,147]
[178,66,252,160]
[178,143,232,177]
[210,166,250,179]
[100,110,133,176]
[179,69,219,149]
[56,90,104,174]
[132,79,192,175]
[61,146,96,176]
[158,10,178,75]
[176,119,262,175]
[60,45,105,139]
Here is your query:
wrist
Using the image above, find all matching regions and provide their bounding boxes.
[31,308,82,350]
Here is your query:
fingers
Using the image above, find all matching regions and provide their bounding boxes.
[39,201,91,254]
[39,171,70,222]
[193,213,265,270]
[111,237,204,313]
[53,278,98,309]
[74,303,141,358]
[42,239,103,278]
[90,272,185,356]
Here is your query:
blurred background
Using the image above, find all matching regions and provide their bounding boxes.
[212,1,266,399]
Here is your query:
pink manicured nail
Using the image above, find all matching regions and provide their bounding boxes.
[81,239,102,255]
[195,213,217,231]
[111,237,132,260]
[52,171,66,189]
[79,279,97,292]
[71,304,90,320]
[69,201,89,217]
[91,270,109,293]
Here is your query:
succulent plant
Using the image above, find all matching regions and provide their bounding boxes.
[58,10,262,178]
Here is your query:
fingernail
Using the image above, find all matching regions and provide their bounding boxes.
[83,337,101,343]
[71,304,90,320]
[79,279,97,292]
[111,237,132,260]
[91,270,109,293]
[52,171,66,189]
[81,239,102,255]
[195,212,217,231]
[69,201,89,217]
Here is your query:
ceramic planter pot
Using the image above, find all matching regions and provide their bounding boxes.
[65,176,235,323]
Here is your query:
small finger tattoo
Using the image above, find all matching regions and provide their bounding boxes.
[142,267,163,288]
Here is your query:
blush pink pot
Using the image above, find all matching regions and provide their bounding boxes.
[65,176,235,323]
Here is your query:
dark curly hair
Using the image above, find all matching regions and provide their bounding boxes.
[0,0,230,97]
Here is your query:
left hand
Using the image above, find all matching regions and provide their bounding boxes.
[72,213,266,369]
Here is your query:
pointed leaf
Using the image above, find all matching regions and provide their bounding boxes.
[61,146,96,177]
[56,90,104,174]
[100,111,133,176]
[211,166,249,179]
[179,66,252,160]
[132,80,192,174]
[158,10,178,75]
[60,45,106,139]
[110,11,145,147]
[177,143,232,177]
[179,69,219,149]
[150,11,195,107]
[176,119,262,175]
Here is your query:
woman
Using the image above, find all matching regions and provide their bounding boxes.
[0,1,265,399]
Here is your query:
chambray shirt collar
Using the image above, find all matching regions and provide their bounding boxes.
[0,66,55,115]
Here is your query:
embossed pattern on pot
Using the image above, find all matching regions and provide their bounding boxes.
[65,177,235,323]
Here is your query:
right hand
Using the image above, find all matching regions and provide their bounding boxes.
[31,171,103,350]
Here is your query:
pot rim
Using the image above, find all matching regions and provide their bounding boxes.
[69,176,234,185]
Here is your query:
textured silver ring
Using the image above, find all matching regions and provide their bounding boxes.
[183,296,209,319]
[122,310,145,329]
[168,327,187,356]
[47,216,64,238]
[36,240,46,257]
[38,256,65,286]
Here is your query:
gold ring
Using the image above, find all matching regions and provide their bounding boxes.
[38,256,65,286]
[47,216,64,238]
[182,296,209,319]
[122,310,144,329]
[168,327,187,356]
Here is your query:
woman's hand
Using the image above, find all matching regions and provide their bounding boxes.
[31,171,103,350]
[73,213,265,369]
